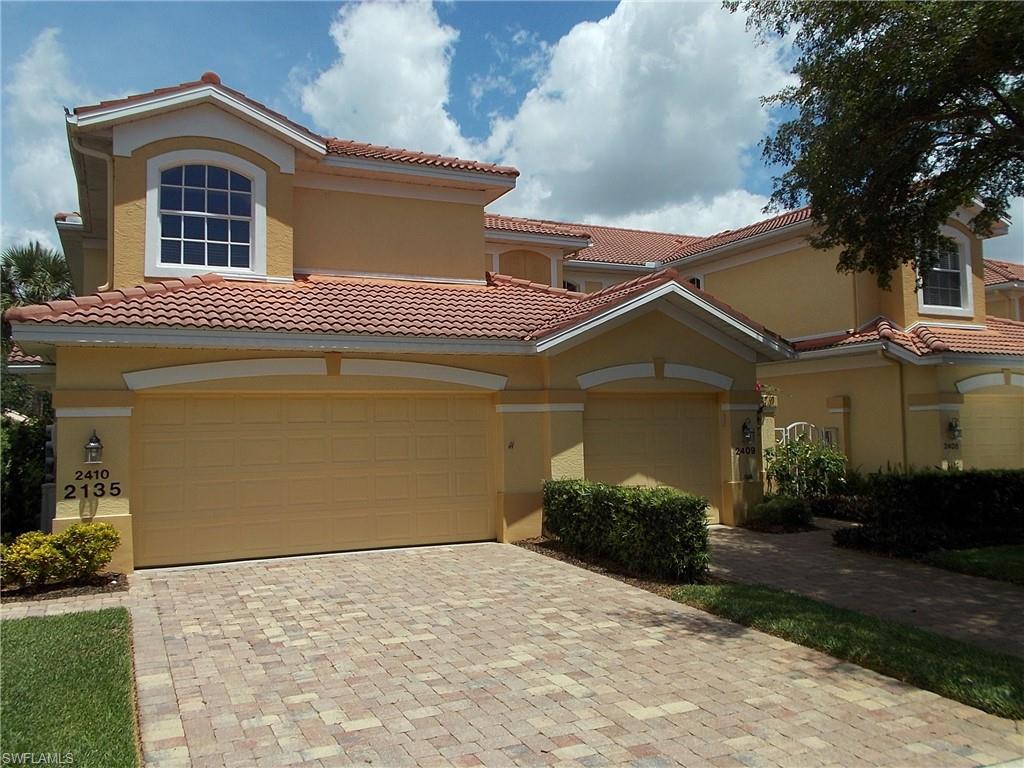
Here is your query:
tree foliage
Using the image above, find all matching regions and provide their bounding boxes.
[729,1,1024,286]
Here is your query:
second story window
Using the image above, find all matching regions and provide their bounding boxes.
[159,164,252,269]
[922,248,962,307]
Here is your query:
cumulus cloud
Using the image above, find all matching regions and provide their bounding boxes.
[296,2,790,236]
[2,28,91,248]
[983,196,1024,265]
[299,1,472,157]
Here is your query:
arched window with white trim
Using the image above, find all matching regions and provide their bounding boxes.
[145,149,267,279]
[919,225,974,317]
[159,164,252,269]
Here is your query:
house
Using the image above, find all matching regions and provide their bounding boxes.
[557,208,1024,473]
[6,73,787,571]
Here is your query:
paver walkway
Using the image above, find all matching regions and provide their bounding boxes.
[4,542,1021,767]
[710,520,1024,658]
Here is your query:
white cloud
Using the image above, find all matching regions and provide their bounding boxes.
[983,196,1024,265]
[299,1,472,157]
[296,2,790,235]
[2,28,92,245]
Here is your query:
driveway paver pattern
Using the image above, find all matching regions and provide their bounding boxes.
[710,521,1024,658]
[3,542,1021,767]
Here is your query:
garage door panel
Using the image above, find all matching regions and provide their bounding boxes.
[134,393,495,566]
[962,394,1024,469]
[584,396,719,522]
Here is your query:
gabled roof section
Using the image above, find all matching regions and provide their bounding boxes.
[984,259,1024,287]
[794,315,1024,359]
[665,206,813,265]
[5,268,791,361]
[71,73,520,181]
[485,214,590,240]
[561,222,703,266]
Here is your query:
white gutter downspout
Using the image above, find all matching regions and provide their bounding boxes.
[70,133,114,292]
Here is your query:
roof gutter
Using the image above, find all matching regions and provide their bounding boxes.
[69,131,114,292]
[563,259,658,273]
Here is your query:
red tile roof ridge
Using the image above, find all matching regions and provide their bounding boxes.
[910,325,949,353]
[984,258,1024,285]
[667,205,813,264]
[301,273,497,291]
[486,272,585,298]
[325,138,519,177]
[4,273,224,323]
[483,214,591,239]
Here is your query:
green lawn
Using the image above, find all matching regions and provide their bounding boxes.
[673,583,1024,720]
[0,608,139,767]
[923,545,1024,587]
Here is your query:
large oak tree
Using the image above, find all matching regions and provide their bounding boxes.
[729,0,1024,286]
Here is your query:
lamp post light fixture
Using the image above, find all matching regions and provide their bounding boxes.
[84,430,104,464]
[948,417,963,442]
[741,418,756,445]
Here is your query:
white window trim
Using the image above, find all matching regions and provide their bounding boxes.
[145,149,268,280]
[918,226,974,318]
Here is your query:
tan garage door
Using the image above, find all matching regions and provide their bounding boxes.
[133,393,495,566]
[961,394,1024,469]
[584,395,720,521]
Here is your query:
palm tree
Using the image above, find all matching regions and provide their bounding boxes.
[2,241,73,311]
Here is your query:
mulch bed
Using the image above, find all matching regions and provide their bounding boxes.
[513,537,713,598]
[0,572,128,604]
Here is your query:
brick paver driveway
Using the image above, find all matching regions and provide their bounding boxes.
[114,543,1024,768]
[710,521,1024,658]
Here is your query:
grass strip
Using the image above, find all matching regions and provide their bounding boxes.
[673,582,1024,720]
[1,607,139,767]
[923,545,1024,587]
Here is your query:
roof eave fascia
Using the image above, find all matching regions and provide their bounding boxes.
[322,154,517,192]
[792,341,1024,367]
[668,219,815,268]
[986,281,1024,291]
[9,323,537,356]
[68,85,327,157]
[7,363,56,375]
[562,259,657,273]
[485,229,591,252]
[535,281,794,360]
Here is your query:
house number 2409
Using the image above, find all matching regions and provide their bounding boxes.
[63,470,121,500]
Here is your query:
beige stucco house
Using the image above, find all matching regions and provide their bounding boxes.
[8,74,790,571]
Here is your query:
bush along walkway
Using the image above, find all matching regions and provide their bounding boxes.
[710,521,1024,657]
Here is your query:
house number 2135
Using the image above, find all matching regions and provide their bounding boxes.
[63,479,122,499]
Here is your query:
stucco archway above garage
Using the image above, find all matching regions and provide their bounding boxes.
[956,371,1024,393]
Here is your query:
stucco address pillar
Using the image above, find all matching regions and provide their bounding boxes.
[494,393,586,543]
[52,392,135,573]
[906,393,964,469]
[717,391,763,526]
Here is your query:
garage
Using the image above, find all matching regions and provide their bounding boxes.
[583,394,720,521]
[132,392,495,567]
[961,394,1024,469]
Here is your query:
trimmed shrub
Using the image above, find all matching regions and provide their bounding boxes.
[55,522,121,581]
[0,522,119,589]
[765,438,847,500]
[543,479,709,581]
[750,495,813,528]
[809,494,869,522]
[834,469,1024,555]
[0,416,48,540]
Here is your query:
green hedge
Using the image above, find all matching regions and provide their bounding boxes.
[1,417,47,541]
[750,495,813,528]
[542,479,709,581]
[834,469,1024,555]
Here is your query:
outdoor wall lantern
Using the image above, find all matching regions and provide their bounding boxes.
[84,430,104,464]
[947,417,963,442]
[741,418,756,445]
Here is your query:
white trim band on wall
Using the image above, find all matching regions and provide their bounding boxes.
[664,364,733,390]
[908,404,962,412]
[495,403,585,413]
[56,407,133,418]
[577,363,655,390]
[955,372,1006,393]
[828,408,851,414]
[341,359,508,391]
[1011,373,1024,388]
[124,358,327,390]
[720,404,759,412]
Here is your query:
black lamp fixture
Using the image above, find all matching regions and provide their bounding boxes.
[947,417,962,442]
[84,430,104,464]
[741,418,755,445]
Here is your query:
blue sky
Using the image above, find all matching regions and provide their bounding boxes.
[2,1,1020,263]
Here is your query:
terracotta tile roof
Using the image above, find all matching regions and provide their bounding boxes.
[326,140,518,178]
[666,206,814,264]
[73,73,518,179]
[484,214,589,240]
[5,269,781,350]
[794,315,1024,358]
[5,345,46,366]
[984,259,1024,286]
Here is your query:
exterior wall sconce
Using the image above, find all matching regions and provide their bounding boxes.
[84,430,104,464]
[741,418,755,445]
[947,417,962,441]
